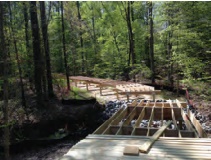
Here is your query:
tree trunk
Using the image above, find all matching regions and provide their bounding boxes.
[40,1,54,97]
[61,1,70,90]
[0,2,10,159]
[149,1,155,83]
[23,2,34,91]
[30,1,44,106]
[167,20,173,87]
[8,2,27,109]
[126,2,135,66]
[76,1,85,74]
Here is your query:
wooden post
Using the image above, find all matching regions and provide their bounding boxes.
[86,82,88,90]
[126,92,129,102]
[100,85,102,95]
[152,92,155,102]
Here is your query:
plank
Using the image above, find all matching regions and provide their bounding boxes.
[176,99,198,137]
[169,100,181,138]
[187,110,207,138]
[88,134,211,142]
[103,109,128,134]
[118,90,161,95]
[123,146,139,156]
[93,108,123,134]
[139,120,172,153]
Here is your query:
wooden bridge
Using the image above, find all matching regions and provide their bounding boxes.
[70,76,161,101]
[59,76,210,160]
[60,99,210,160]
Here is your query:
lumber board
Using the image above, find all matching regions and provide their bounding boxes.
[139,120,172,153]
[116,104,138,135]
[93,108,123,134]
[176,100,198,137]
[169,101,181,137]
[131,108,146,135]
[88,134,211,142]
[62,136,211,160]
[118,90,161,95]
[147,104,155,136]
[187,110,207,138]
[128,100,138,107]
[123,146,139,156]
[103,109,128,134]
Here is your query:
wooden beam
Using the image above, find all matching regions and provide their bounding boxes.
[128,100,138,107]
[176,99,198,137]
[123,146,139,156]
[118,90,161,95]
[187,110,207,138]
[116,102,140,135]
[103,109,128,134]
[139,120,172,153]
[147,102,156,136]
[131,110,146,136]
[169,100,181,138]
[93,108,124,134]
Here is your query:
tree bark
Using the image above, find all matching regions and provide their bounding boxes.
[40,1,54,97]
[61,1,70,90]
[0,2,10,159]
[149,1,155,83]
[30,1,44,106]
[126,2,135,66]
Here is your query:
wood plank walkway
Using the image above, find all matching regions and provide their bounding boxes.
[60,135,211,160]
[60,100,210,160]
[69,76,161,101]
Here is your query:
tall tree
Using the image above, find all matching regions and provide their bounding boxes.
[40,1,54,97]
[61,1,70,90]
[8,2,27,109]
[124,1,135,67]
[30,1,44,106]
[76,1,85,74]
[149,1,155,83]
[0,1,10,159]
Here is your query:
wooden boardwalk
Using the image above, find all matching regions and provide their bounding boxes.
[60,135,211,160]
[70,76,161,101]
[60,100,210,160]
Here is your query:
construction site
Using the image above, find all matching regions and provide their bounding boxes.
[59,76,211,160]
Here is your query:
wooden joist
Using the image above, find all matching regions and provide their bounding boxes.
[139,120,172,153]
[176,99,198,137]
[93,108,124,134]
[169,100,181,138]
[187,110,207,138]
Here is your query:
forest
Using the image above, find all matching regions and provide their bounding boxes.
[0,1,211,159]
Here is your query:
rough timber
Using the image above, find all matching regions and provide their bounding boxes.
[60,99,210,160]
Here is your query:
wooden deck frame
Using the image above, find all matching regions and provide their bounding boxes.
[70,76,160,101]
[94,100,206,138]
[176,99,207,138]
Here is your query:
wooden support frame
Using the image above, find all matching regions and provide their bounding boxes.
[93,108,124,134]
[147,103,155,136]
[176,99,198,137]
[188,110,207,138]
[103,108,128,134]
[169,100,181,138]
[93,99,206,138]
